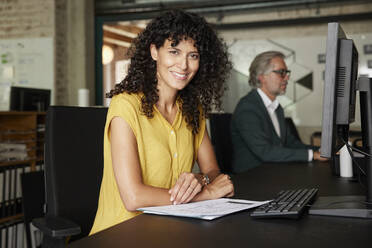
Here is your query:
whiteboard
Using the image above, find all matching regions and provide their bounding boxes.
[0,37,54,110]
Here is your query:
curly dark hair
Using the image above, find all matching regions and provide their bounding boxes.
[107,9,232,134]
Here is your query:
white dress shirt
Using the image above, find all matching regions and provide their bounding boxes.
[257,88,281,138]
[257,88,313,161]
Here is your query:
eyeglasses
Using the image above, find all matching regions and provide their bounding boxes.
[271,69,291,78]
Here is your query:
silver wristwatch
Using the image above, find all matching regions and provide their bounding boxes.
[202,174,210,186]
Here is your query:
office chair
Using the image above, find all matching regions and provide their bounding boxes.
[32,106,107,247]
[352,138,363,149]
[209,113,233,174]
[21,170,45,248]
[310,131,321,147]
[311,130,362,147]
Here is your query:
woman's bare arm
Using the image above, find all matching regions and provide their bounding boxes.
[110,116,173,211]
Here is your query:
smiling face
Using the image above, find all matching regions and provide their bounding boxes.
[259,56,290,101]
[150,38,200,93]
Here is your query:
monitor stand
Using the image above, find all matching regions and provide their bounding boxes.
[310,77,372,219]
[309,195,372,218]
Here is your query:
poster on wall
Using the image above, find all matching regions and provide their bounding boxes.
[0,37,54,110]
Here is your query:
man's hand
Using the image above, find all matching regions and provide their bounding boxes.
[314,151,329,162]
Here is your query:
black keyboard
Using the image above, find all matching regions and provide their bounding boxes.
[251,188,318,219]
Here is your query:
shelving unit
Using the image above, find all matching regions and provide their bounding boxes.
[0,112,45,226]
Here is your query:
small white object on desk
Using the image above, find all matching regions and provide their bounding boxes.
[340,144,353,178]
[78,88,90,107]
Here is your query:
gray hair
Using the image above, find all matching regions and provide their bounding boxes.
[248,51,285,88]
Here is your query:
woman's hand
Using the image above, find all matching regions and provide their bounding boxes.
[169,172,203,205]
[203,174,234,200]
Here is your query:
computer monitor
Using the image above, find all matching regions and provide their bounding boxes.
[10,86,51,112]
[309,22,372,218]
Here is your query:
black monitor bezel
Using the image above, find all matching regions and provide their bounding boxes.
[10,86,51,112]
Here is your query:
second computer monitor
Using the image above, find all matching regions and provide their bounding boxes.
[10,86,51,112]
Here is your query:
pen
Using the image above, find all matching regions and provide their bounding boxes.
[227,200,253,205]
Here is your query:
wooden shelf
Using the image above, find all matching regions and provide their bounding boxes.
[0,111,45,225]
[0,213,23,225]
[0,158,40,167]
[0,111,46,116]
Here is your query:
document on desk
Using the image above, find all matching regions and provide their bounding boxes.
[137,198,270,220]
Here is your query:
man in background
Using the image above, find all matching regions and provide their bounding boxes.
[231,51,326,173]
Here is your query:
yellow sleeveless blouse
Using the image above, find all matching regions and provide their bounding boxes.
[90,92,205,235]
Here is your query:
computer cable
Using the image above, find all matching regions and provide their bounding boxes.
[341,139,367,189]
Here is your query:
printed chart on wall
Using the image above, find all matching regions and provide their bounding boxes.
[0,37,54,110]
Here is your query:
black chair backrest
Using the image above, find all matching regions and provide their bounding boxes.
[209,113,233,174]
[21,170,45,248]
[44,106,107,240]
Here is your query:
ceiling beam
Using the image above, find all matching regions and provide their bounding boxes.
[103,25,140,39]
[103,38,131,48]
[95,0,362,15]
[113,24,143,35]
[103,30,133,44]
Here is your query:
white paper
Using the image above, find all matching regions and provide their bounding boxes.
[137,198,270,220]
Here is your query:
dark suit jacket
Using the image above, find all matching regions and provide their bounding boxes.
[231,89,315,173]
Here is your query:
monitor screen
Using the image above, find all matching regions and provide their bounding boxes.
[10,86,51,112]
[309,22,372,218]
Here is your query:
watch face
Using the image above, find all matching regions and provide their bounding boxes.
[203,174,210,185]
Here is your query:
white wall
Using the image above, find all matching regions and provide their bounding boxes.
[218,19,372,142]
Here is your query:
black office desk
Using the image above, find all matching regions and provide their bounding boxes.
[70,162,372,248]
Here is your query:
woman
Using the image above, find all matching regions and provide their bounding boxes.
[90,9,233,235]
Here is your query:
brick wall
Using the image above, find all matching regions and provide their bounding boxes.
[0,0,54,39]
[55,0,68,105]
[0,0,71,105]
